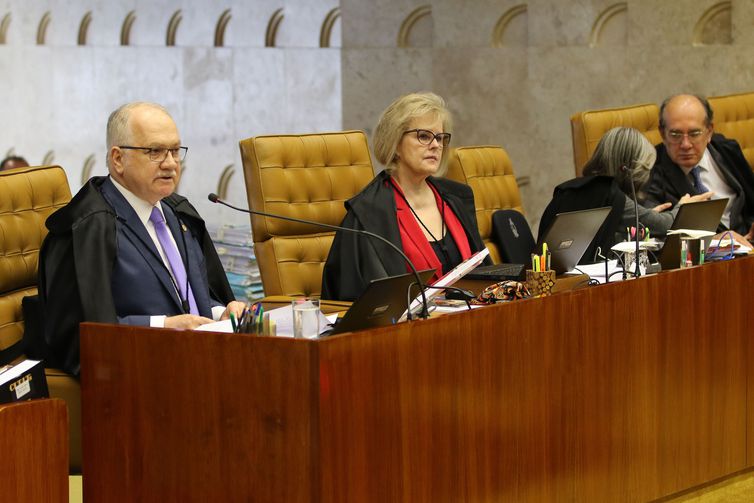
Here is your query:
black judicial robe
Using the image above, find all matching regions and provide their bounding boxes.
[321,170,488,302]
[35,176,233,376]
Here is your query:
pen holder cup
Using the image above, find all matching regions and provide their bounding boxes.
[525,270,556,297]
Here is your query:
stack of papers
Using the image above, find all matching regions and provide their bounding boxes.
[706,238,752,259]
[666,229,716,239]
[611,239,662,253]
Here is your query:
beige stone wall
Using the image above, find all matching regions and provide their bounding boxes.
[0,0,342,225]
[1,0,752,231]
[341,0,754,232]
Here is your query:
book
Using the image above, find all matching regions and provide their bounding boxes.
[404,248,490,319]
[0,359,49,404]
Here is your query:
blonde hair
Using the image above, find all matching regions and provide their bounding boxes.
[373,92,453,176]
[582,127,656,199]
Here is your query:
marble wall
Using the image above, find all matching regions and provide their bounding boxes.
[0,0,342,225]
[341,0,754,232]
[2,0,753,232]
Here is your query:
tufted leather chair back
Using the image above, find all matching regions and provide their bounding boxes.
[239,131,375,297]
[446,146,524,264]
[708,91,754,172]
[571,103,661,176]
[0,166,71,363]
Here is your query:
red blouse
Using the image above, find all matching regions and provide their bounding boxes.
[390,179,473,283]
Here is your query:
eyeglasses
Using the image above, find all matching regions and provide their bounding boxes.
[664,128,708,145]
[119,145,188,162]
[404,129,451,147]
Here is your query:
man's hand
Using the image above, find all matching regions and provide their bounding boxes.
[220,301,246,321]
[678,191,713,205]
[652,202,672,213]
[165,314,214,329]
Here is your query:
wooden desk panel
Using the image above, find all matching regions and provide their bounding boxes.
[0,398,68,503]
[81,256,754,503]
[81,330,318,502]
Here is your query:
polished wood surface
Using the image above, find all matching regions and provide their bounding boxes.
[0,398,68,502]
[81,256,754,502]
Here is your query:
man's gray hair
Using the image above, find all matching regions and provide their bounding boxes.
[105,102,172,168]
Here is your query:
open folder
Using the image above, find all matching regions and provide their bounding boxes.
[403,248,490,319]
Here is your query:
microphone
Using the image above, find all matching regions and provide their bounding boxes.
[208,193,430,319]
[620,165,641,278]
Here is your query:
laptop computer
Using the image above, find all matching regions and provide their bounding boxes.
[465,207,612,279]
[326,269,435,336]
[656,198,728,270]
[538,206,612,274]
[463,262,526,281]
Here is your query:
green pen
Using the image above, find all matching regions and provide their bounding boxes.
[230,312,237,332]
[257,305,264,334]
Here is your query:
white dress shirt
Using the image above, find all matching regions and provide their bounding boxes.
[696,149,737,228]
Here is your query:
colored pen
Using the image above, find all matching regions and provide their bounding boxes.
[256,305,265,334]
[230,312,237,332]
[249,303,260,333]
[237,307,248,333]
[542,243,548,271]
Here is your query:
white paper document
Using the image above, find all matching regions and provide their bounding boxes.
[572,260,626,283]
[196,319,234,332]
[666,229,716,239]
[611,239,662,253]
[195,309,335,337]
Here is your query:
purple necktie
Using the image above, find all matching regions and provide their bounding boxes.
[149,206,199,315]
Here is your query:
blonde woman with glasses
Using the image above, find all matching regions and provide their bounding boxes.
[321,92,488,301]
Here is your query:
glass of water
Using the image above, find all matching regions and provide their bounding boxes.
[292,298,320,339]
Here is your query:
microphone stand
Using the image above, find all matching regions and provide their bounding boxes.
[621,165,641,278]
[208,193,430,319]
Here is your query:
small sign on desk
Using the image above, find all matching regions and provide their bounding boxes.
[0,359,49,404]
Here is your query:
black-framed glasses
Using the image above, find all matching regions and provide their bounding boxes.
[119,145,188,162]
[404,129,451,147]
[665,128,708,145]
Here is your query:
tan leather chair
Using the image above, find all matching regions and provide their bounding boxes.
[445,146,524,264]
[708,91,754,171]
[571,103,661,176]
[239,131,375,300]
[0,165,82,474]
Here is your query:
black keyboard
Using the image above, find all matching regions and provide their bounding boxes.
[464,263,526,281]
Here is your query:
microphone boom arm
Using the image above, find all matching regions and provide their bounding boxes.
[208,193,430,319]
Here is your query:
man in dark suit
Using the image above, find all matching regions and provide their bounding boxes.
[38,102,244,375]
[644,94,754,238]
